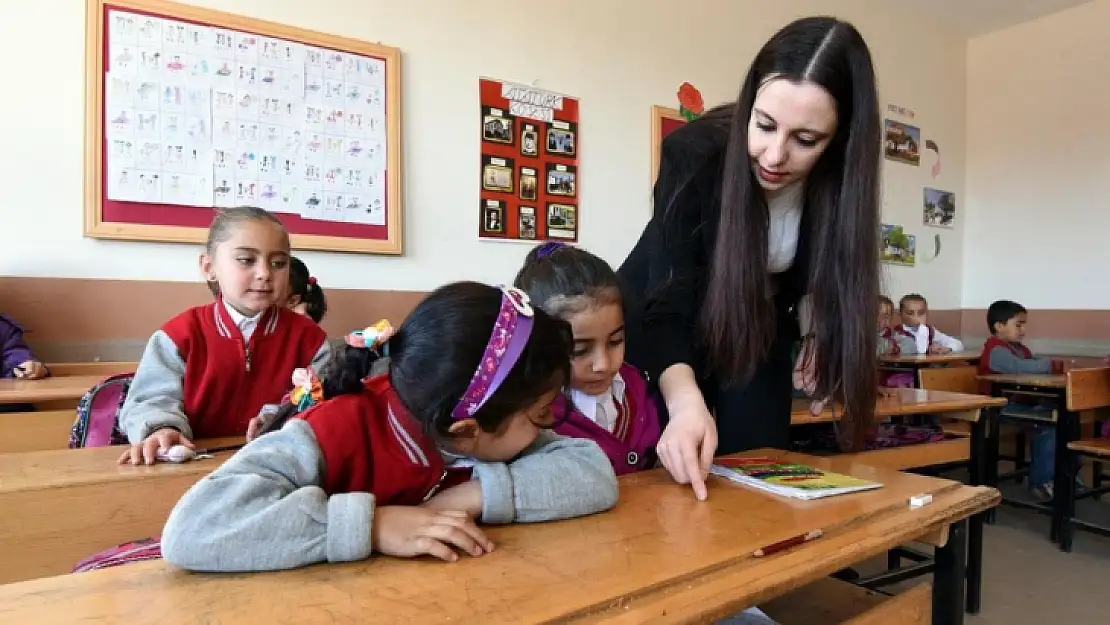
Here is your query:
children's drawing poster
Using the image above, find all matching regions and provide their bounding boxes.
[479,78,579,242]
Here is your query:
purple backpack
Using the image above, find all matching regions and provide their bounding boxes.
[72,538,162,573]
[68,373,134,448]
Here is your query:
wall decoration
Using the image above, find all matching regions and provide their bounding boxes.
[883,119,920,166]
[885,103,915,119]
[651,105,685,189]
[925,139,940,178]
[880,223,916,267]
[479,77,578,242]
[676,82,704,122]
[922,188,955,228]
[86,0,404,254]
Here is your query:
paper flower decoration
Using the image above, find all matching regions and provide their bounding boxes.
[677,82,705,122]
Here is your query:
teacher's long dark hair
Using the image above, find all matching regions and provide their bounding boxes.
[702,17,880,450]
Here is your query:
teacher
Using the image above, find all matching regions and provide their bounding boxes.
[620,17,880,499]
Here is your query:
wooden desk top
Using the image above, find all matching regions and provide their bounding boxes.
[791,388,1007,425]
[0,438,243,494]
[880,351,980,365]
[0,375,106,404]
[978,373,1067,389]
[0,451,998,625]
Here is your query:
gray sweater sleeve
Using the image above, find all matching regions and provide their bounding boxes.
[119,330,191,442]
[473,431,619,524]
[988,345,1053,374]
[308,340,332,374]
[893,333,918,355]
[161,419,374,572]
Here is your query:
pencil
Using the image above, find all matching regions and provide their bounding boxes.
[752,529,824,557]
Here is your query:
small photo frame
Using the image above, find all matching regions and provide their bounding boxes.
[545,119,577,156]
[545,163,576,197]
[520,123,539,157]
[519,206,537,239]
[546,202,577,240]
[481,155,515,193]
[482,199,505,234]
[482,106,514,145]
[519,167,538,201]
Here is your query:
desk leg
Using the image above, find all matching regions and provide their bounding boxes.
[1051,403,1077,544]
[985,406,1000,525]
[1060,447,1078,552]
[965,415,986,615]
[933,519,967,625]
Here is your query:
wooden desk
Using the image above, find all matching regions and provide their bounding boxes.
[791,388,1007,426]
[881,352,981,366]
[0,438,242,584]
[0,375,105,405]
[45,362,137,377]
[0,409,75,453]
[979,367,1110,550]
[0,451,998,625]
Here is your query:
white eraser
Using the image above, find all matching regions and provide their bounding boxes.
[909,494,933,509]
[156,445,197,463]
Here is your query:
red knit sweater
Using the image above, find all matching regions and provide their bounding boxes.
[162,302,327,438]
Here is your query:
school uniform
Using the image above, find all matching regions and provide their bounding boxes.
[878,327,917,356]
[553,363,661,474]
[618,114,811,455]
[119,300,331,442]
[895,324,963,354]
[0,314,37,379]
[160,374,619,572]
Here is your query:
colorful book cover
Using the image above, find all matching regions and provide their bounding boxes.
[710,457,882,500]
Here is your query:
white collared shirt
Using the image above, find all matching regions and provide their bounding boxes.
[569,372,626,434]
[224,300,262,342]
[901,323,964,354]
[767,181,804,274]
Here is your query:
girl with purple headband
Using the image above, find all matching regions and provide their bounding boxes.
[514,242,662,475]
[160,281,617,572]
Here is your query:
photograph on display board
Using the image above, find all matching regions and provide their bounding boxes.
[519,167,538,201]
[519,206,537,239]
[883,119,920,166]
[478,77,579,242]
[922,188,955,228]
[545,163,576,197]
[880,223,916,267]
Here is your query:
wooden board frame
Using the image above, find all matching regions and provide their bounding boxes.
[650,105,684,189]
[84,0,404,254]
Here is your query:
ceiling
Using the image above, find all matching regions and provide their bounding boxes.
[889,0,1096,37]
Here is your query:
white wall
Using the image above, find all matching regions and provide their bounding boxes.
[964,0,1110,309]
[0,0,966,302]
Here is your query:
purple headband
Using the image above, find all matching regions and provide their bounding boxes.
[450,286,535,420]
[535,241,566,259]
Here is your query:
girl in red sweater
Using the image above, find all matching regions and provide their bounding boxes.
[118,207,331,465]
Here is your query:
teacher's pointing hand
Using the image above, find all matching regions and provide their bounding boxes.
[656,390,718,501]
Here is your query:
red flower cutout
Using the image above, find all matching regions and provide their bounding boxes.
[677,82,704,121]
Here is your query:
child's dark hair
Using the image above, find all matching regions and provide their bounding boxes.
[204,207,288,297]
[322,281,572,438]
[899,293,927,311]
[289,256,327,323]
[513,242,624,318]
[987,300,1027,334]
[879,295,894,309]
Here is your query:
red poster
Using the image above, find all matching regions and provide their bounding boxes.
[479,78,579,242]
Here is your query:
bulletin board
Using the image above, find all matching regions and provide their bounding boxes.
[84,0,404,255]
[651,105,686,189]
[478,77,580,243]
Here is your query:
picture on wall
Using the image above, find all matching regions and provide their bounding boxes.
[883,119,920,166]
[479,77,579,242]
[922,188,955,228]
[880,223,916,267]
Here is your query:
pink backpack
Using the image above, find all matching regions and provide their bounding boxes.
[72,537,161,573]
[68,373,133,448]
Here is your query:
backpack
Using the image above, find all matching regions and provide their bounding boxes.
[72,537,162,573]
[68,373,134,448]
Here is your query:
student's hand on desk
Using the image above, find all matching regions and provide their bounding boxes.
[117,428,196,465]
[13,360,47,379]
[421,481,483,519]
[927,345,952,355]
[373,506,494,562]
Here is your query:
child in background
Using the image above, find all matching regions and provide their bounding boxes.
[0,314,47,379]
[896,293,964,354]
[288,256,327,323]
[118,207,331,465]
[978,300,1065,499]
[513,242,660,474]
[161,282,617,571]
[878,296,916,357]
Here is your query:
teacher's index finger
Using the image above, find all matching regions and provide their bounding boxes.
[679,443,709,501]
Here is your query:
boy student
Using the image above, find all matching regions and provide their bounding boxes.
[978,300,1065,499]
[896,293,964,355]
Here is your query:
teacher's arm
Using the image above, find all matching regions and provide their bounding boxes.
[630,138,718,500]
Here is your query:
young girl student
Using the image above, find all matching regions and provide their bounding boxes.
[513,242,661,474]
[118,207,331,465]
[160,282,618,571]
[1,314,47,379]
[288,256,327,323]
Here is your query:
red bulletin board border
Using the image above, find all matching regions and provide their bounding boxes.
[478,78,579,243]
[85,0,404,254]
[651,105,686,194]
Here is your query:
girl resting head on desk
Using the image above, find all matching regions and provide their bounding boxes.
[161,281,618,572]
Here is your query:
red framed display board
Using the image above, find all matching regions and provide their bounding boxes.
[651,105,686,191]
[478,77,579,243]
[85,0,404,254]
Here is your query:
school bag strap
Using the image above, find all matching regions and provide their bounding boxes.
[68,372,135,448]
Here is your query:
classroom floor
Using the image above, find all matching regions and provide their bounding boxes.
[855,475,1110,624]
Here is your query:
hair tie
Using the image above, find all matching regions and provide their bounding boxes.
[450,286,534,420]
[288,368,323,411]
[535,242,565,259]
[308,276,317,285]
[345,319,394,353]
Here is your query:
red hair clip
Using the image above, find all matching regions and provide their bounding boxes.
[308,276,317,285]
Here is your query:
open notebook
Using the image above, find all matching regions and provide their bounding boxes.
[710,457,882,501]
